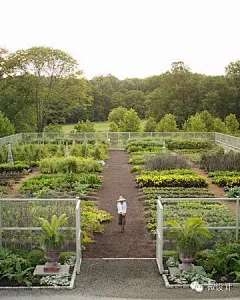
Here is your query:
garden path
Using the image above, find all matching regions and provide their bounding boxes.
[7,169,40,197]
[84,150,155,258]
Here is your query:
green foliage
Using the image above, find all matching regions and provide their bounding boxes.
[183,113,206,132]
[127,139,163,152]
[196,243,240,278]
[0,111,15,137]
[38,214,68,250]
[228,187,240,198]
[169,269,214,285]
[142,187,214,199]
[5,46,90,131]
[39,156,103,173]
[0,248,33,286]
[131,165,143,173]
[40,274,70,286]
[144,117,157,132]
[44,124,63,133]
[166,217,211,251]
[201,150,240,172]
[136,173,207,188]
[157,114,178,132]
[213,117,226,133]
[20,173,101,198]
[146,201,235,242]
[74,119,95,132]
[109,121,119,132]
[167,140,212,150]
[198,110,215,131]
[108,106,128,127]
[225,113,239,135]
[0,163,31,174]
[212,176,240,187]
[27,249,45,266]
[119,108,141,132]
[146,154,189,171]
[128,154,146,165]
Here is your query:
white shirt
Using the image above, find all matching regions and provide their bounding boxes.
[117,201,127,214]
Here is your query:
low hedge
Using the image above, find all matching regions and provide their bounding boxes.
[39,156,103,173]
[167,140,212,150]
[0,163,31,174]
[212,176,240,187]
[136,174,207,188]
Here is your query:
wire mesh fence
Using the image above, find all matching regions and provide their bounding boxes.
[0,132,239,151]
[0,199,77,251]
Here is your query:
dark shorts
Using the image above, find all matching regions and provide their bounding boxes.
[118,214,126,225]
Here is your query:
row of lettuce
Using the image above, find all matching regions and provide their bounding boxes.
[127,138,240,284]
[0,141,111,287]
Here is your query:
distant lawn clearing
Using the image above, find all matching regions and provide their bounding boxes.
[62,120,146,133]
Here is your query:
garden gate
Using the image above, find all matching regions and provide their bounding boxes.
[156,196,164,274]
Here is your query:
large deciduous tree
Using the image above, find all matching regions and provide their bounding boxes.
[7,47,90,131]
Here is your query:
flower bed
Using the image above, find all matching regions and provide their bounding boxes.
[136,173,207,188]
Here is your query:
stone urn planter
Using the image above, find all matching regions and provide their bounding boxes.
[38,214,68,273]
[179,251,196,270]
[44,249,61,272]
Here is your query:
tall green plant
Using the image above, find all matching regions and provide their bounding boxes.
[39,214,68,250]
[167,217,211,251]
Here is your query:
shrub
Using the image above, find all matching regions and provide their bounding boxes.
[130,155,146,165]
[27,249,45,266]
[39,156,103,173]
[228,187,240,198]
[196,243,240,277]
[157,114,178,132]
[44,124,62,133]
[167,140,212,150]
[131,165,143,173]
[144,117,157,132]
[74,119,95,132]
[0,111,15,137]
[225,113,239,135]
[0,163,31,173]
[201,151,240,172]
[208,171,240,178]
[119,109,141,132]
[183,113,206,132]
[146,154,189,170]
[212,176,240,187]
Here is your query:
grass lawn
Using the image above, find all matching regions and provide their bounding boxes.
[62,120,147,133]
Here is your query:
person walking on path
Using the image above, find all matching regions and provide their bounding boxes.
[117,195,127,233]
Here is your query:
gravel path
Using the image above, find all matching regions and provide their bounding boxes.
[84,150,155,258]
[0,260,240,300]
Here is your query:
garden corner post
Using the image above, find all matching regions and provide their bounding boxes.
[236,197,239,241]
[0,202,2,248]
[76,197,81,274]
[156,196,164,274]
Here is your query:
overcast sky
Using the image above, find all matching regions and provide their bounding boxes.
[1,0,240,79]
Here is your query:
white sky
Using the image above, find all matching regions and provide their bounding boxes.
[1,0,240,79]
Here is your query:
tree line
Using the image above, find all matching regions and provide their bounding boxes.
[0,46,240,134]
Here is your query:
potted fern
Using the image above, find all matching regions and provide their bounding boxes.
[167,217,211,270]
[39,214,68,272]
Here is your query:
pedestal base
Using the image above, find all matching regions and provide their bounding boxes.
[34,265,70,276]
